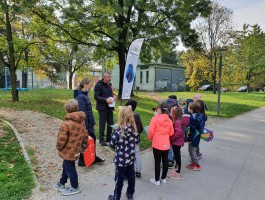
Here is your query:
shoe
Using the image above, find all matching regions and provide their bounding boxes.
[168,161,173,169]
[61,186,81,196]
[186,162,194,170]
[191,164,201,171]
[95,156,105,163]
[167,169,176,177]
[161,178,167,184]
[167,172,181,180]
[126,192,134,200]
[99,141,108,146]
[52,182,65,192]
[108,195,115,200]
[136,172,141,178]
[150,178,160,186]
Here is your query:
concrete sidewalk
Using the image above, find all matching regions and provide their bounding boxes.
[57,107,265,200]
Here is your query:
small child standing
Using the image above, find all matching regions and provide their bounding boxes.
[186,102,204,171]
[148,102,174,186]
[108,106,138,200]
[125,100,143,178]
[168,106,190,179]
[196,99,208,159]
[53,99,88,196]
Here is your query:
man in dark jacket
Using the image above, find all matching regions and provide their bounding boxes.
[94,72,115,146]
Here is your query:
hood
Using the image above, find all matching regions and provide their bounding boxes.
[65,111,86,123]
[74,89,88,98]
[155,114,171,127]
[125,100,137,111]
[186,99,194,106]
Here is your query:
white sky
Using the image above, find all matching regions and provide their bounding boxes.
[176,0,265,50]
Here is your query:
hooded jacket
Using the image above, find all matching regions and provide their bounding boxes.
[74,89,95,134]
[94,79,114,111]
[148,114,174,150]
[56,111,88,161]
[187,112,204,147]
[170,116,190,147]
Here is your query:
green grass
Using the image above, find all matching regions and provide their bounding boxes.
[0,122,35,200]
[0,89,265,149]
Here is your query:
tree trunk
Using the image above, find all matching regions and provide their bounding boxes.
[69,72,73,90]
[5,1,19,101]
[118,50,126,99]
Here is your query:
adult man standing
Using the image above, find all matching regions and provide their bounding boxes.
[94,71,115,146]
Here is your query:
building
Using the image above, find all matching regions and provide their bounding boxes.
[111,62,186,92]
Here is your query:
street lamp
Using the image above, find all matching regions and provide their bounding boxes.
[217,48,227,115]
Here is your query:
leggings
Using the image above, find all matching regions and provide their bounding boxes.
[172,145,181,173]
[153,148,169,181]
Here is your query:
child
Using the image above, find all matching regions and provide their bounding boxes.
[196,100,208,160]
[148,102,174,186]
[168,106,190,179]
[194,94,208,110]
[108,106,138,200]
[178,97,186,111]
[53,99,88,196]
[186,102,204,171]
[125,100,143,178]
[184,98,194,114]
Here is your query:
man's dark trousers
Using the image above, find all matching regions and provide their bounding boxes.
[98,110,114,142]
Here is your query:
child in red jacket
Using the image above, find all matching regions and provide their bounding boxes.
[168,106,190,179]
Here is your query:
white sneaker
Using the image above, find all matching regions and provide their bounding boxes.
[150,178,160,186]
[161,178,167,184]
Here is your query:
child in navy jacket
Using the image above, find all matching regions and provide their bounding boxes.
[108,106,138,200]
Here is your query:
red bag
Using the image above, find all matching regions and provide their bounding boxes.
[84,136,95,167]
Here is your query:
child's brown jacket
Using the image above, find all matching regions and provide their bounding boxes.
[56,111,88,161]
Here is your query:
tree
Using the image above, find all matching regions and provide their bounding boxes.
[181,49,211,91]
[30,0,211,98]
[196,1,233,93]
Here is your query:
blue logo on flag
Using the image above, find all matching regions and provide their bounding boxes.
[126,64,134,83]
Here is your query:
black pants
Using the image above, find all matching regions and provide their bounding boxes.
[172,145,181,173]
[98,110,114,142]
[153,148,169,181]
[60,160,78,189]
[113,164,135,200]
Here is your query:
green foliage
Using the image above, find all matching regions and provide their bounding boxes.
[0,122,35,200]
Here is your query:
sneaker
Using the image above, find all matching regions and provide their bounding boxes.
[95,156,105,163]
[168,172,181,180]
[99,141,108,146]
[52,182,65,192]
[61,186,81,196]
[191,164,201,171]
[161,178,167,184]
[186,162,194,170]
[167,169,175,176]
[136,172,141,178]
[108,195,115,200]
[150,178,160,186]
[126,192,134,200]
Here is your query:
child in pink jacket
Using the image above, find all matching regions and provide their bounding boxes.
[148,102,174,186]
[168,106,190,179]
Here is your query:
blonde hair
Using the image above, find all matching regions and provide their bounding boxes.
[78,78,91,89]
[116,106,137,136]
[64,99,79,113]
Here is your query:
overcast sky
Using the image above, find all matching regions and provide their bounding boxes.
[220,0,265,31]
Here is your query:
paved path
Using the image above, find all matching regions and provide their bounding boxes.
[52,107,265,200]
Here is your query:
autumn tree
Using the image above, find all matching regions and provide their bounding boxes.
[196,1,233,93]
[30,0,211,98]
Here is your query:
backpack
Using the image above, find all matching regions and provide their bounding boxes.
[84,136,95,167]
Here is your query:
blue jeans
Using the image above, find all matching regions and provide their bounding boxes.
[60,160,78,189]
[113,164,135,200]
[168,145,174,161]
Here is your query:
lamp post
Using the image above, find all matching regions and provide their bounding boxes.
[217,48,227,115]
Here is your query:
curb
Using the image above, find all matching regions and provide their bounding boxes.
[0,118,40,198]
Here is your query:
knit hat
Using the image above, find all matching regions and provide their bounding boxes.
[125,100,137,111]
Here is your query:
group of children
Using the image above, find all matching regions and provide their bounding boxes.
[53,94,207,199]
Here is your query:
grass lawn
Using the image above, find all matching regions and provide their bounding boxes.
[0,89,265,149]
[0,121,35,200]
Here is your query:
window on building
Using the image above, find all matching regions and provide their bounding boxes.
[140,71,143,84]
[146,71,149,83]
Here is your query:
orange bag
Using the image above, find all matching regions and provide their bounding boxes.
[84,136,95,167]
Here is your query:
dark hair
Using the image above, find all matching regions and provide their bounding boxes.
[197,100,206,115]
[79,78,90,89]
[168,95,177,99]
[125,99,137,111]
[171,106,183,121]
[158,101,169,114]
[188,102,200,113]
